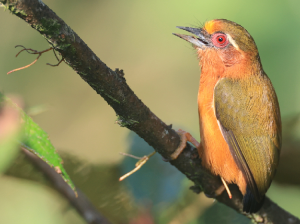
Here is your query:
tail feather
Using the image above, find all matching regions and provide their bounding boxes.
[243,186,264,213]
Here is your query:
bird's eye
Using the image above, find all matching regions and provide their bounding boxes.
[212,33,229,48]
[217,36,225,44]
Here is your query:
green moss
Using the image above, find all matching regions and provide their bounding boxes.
[80,72,88,76]
[57,43,71,51]
[197,183,204,191]
[39,18,61,36]
[105,93,120,104]
[69,46,77,55]
[250,214,264,223]
[5,5,27,16]
[116,115,139,127]
[189,160,195,168]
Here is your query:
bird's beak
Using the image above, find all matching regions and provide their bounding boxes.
[173,26,209,48]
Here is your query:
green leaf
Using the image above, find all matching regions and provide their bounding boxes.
[21,111,76,193]
[0,92,76,194]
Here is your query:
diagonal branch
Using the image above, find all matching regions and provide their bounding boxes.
[1,1,299,223]
[21,148,112,224]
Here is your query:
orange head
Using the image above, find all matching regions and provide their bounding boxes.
[173,19,262,78]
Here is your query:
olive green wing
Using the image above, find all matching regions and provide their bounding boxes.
[214,76,281,201]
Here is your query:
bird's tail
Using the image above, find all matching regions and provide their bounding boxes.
[243,186,264,213]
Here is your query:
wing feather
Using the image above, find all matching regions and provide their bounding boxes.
[214,75,281,201]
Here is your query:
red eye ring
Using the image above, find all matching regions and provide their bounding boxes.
[212,33,229,48]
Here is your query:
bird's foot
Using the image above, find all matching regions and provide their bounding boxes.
[170,129,200,160]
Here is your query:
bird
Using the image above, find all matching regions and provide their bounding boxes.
[172,19,282,213]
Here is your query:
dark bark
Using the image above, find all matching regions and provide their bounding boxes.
[1,0,299,223]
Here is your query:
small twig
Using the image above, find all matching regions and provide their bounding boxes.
[15,45,53,55]
[119,151,156,181]
[7,45,64,74]
[7,57,40,74]
[47,57,65,67]
[119,152,143,160]
[52,48,60,61]
[7,46,53,74]
[47,48,65,66]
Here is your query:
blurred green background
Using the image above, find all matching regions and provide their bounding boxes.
[1,0,300,223]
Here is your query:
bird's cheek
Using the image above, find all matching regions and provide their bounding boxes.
[219,48,242,67]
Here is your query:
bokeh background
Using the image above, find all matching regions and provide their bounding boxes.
[1,0,300,223]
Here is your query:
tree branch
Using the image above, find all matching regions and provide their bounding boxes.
[1,0,299,223]
[21,148,111,224]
